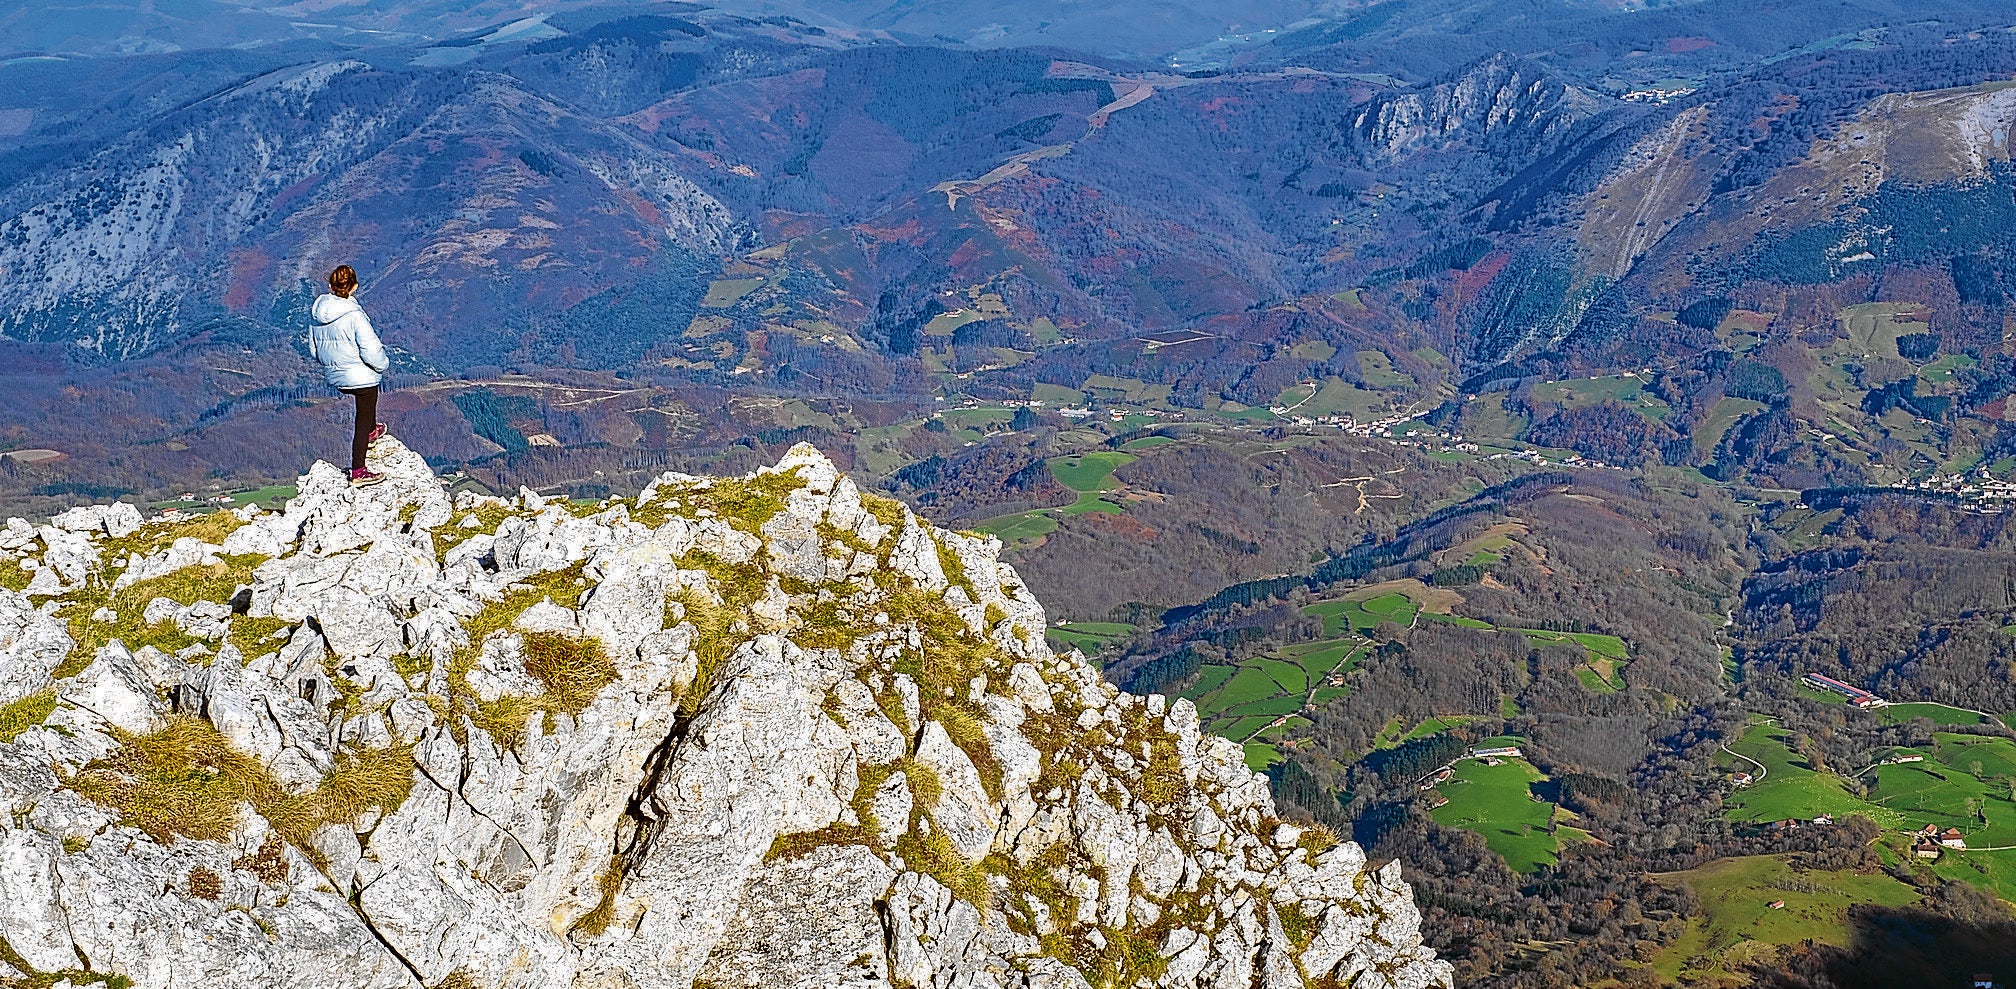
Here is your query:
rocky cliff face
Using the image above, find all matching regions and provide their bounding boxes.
[0,438,1451,989]
[1351,53,1605,161]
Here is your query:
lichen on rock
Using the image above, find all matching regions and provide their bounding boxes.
[0,438,1453,989]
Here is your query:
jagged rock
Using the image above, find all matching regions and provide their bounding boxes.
[0,589,71,704]
[51,502,143,540]
[59,644,162,733]
[0,440,1451,989]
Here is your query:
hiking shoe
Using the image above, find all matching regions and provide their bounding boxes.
[366,422,387,444]
[349,468,385,488]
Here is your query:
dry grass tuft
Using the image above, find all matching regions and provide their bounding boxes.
[0,560,31,593]
[686,467,806,530]
[458,632,616,743]
[934,537,976,598]
[522,632,618,717]
[433,503,513,554]
[568,855,627,939]
[860,493,909,532]
[1278,902,1320,950]
[791,598,857,651]
[0,689,57,743]
[894,828,988,906]
[69,716,415,856]
[900,759,943,810]
[671,585,742,719]
[232,836,289,884]
[186,866,222,901]
[441,563,621,744]
[68,716,287,842]
[763,823,875,864]
[264,744,418,850]
[1296,822,1341,856]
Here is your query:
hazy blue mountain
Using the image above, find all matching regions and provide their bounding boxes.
[701,0,1339,61]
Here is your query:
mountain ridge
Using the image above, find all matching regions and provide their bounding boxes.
[0,437,1451,989]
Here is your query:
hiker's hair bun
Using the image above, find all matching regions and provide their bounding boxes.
[328,264,358,298]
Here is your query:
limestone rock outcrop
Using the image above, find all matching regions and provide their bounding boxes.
[0,437,1452,989]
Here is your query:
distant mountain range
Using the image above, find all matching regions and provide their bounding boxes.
[5,0,2016,509]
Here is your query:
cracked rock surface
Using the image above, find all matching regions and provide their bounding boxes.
[0,438,1452,989]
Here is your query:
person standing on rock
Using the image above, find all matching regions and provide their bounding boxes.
[309,264,390,487]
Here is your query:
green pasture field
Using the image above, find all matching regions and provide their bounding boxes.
[1721,723,1896,826]
[1576,667,1621,693]
[1289,340,1338,361]
[1213,696,1308,719]
[1880,702,1989,726]
[1421,612,1493,629]
[1057,621,1132,637]
[1049,451,1135,514]
[1121,435,1176,451]
[1198,666,1281,713]
[1061,498,1123,516]
[1212,404,1278,423]
[1250,657,1309,694]
[1356,350,1417,389]
[1304,591,1419,636]
[1405,715,1482,741]
[1837,302,1925,360]
[852,424,914,476]
[1920,352,1978,387]
[1049,452,1134,491]
[1649,855,1920,983]
[1796,683,1848,705]
[1430,757,1560,872]
[231,485,297,507]
[1080,374,1171,405]
[924,309,984,337]
[700,277,763,308]
[1530,375,1672,421]
[1693,397,1767,456]
[1189,665,1236,697]
[1212,715,1276,741]
[1276,639,1360,680]
[1522,629,1628,660]
[1025,317,1063,344]
[1044,622,1134,656]
[1243,742,1283,772]
[1771,507,1843,551]
[974,512,1058,543]
[1287,377,1388,418]
[1867,734,2016,839]
[1455,394,1530,443]
[940,407,1014,429]
[1031,382,1083,405]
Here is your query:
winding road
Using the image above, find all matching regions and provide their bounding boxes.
[1721,717,1777,783]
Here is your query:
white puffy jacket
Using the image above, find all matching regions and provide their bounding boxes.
[308,293,388,389]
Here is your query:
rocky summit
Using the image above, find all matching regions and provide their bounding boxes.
[0,437,1452,989]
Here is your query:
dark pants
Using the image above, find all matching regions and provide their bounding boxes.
[339,385,378,470]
